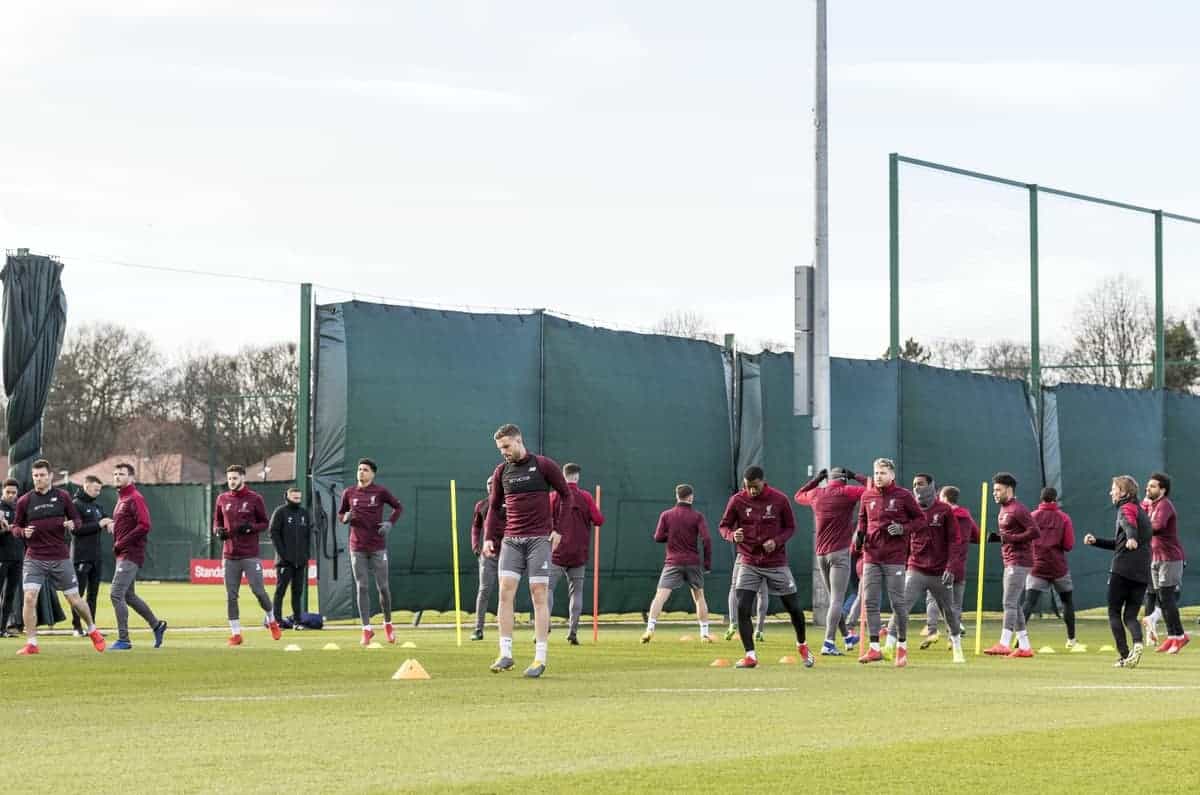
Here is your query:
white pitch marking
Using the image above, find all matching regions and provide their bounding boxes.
[639,688,798,694]
[1042,685,1200,692]
[180,693,346,703]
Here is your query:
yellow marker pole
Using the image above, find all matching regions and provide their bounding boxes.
[974,481,988,656]
[450,479,462,647]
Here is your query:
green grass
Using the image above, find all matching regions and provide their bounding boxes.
[6,584,1200,794]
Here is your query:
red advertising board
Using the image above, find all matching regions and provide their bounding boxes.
[190,559,317,585]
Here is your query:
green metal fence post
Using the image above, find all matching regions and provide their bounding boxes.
[1029,185,1041,408]
[889,153,900,359]
[1154,212,1165,389]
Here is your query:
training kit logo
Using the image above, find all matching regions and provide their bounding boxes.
[764,506,773,518]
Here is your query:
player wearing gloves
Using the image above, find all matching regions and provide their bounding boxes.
[984,472,1039,658]
[339,458,403,646]
[214,464,280,646]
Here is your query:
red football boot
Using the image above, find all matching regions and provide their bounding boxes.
[89,629,106,653]
[733,655,758,669]
[858,647,883,664]
[227,634,243,647]
[1167,635,1190,655]
[984,643,1012,656]
[16,643,38,656]
[361,628,375,647]
[1007,647,1035,658]
[1155,638,1176,653]
[268,621,282,641]
[895,647,908,668]
[385,623,396,644]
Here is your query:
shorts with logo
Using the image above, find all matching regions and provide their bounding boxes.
[1026,573,1073,593]
[1151,560,1184,589]
[735,564,796,596]
[23,558,79,593]
[657,565,704,591]
[499,535,552,583]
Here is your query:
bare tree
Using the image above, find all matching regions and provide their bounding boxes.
[929,338,978,369]
[756,339,793,354]
[653,310,719,343]
[43,323,165,470]
[1068,275,1154,388]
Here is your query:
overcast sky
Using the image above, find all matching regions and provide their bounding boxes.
[2,1,1199,358]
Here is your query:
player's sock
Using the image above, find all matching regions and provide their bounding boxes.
[869,641,880,652]
[534,640,547,664]
[999,628,1013,647]
[699,621,708,636]
[897,640,907,650]
[646,617,657,631]
[362,624,371,632]
[500,636,513,658]
[951,634,962,650]
[1146,607,1162,626]
[28,636,38,647]
[87,623,97,633]
[229,620,241,635]
[1017,630,1030,651]
[746,649,757,661]
[265,611,275,624]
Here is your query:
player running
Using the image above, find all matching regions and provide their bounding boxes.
[338,458,403,646]
[483,424,572,678]
[469,477,501,641]
[548,463,604,645]
[983,472,1039,658]
[108,462,167,650]
[1140,472,1187,653]
[1084,475,1153,668]
[12,459,105,655]
[794,466,867,655]
[641,484,713,643]
[924,486,978,645]
[719,466,813,669]
[215,465,281,646]
[885,473,965,665]
[855,457,923,666]
[1022,487,1078,649]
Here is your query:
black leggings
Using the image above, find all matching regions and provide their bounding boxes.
[1022,588,1076,640]
[273,563,305,620]
[737,589,805,651]
[1157,586,1185,638]
[72,560,102,631]
[1107,573,1147,659]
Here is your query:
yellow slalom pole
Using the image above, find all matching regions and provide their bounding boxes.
[974,481,988,656]
[450,479,462,647]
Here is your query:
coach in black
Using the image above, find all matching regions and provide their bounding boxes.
[0,479,22,635]
[71,475,110,636]
[269,486,311,626]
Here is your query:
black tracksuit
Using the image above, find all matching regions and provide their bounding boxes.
[1091,498,1153,658]
[0,500,22,632]
[269,502,311,620]
[71,493,108,631]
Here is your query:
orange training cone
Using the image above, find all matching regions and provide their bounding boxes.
[709,658,731,668]
[392,659,431,680]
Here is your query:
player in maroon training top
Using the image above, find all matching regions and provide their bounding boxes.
[983,472,1039,658]
[12,459,105,655]
[1022,486,1078,649]
[482,424,572,678]
[338,458,402,646]
[214,465,281,645]
[641,483,713,643]
[548,463,604,645]
[1141,472,1187,653]
[719,466,814,669]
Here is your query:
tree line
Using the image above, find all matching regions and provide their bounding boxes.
[1,323,297,475]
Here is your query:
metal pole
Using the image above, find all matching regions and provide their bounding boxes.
[1154,211,1165,389]
[296,283,312,506]
[889,152,900,359]
[811,0,832,622]
[1028,186,1041,408]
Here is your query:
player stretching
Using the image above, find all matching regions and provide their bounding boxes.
[483,424,572,678]
[339,458,403,646]
[925,486,978,644]
[642,484,713,642]
[794,466,867,655]
[12,459,105,655]
[855,458,923,666]
[1022,487,1078,649]
[215,465,281,646]
[720,466,813,669]
[984,472,1039,658]
[886,473,965,664]
[1141,472,1187,653]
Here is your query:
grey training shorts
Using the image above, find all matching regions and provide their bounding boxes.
[657,565,704,592]
[735,564,796,596]
[498,536,552,584]
[1026,573,1073,594]
[23,558,79,594]
[1151,560,1184,590]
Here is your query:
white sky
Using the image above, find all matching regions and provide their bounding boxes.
[2,1,1199,357]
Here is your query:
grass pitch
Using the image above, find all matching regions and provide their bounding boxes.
[3,584,1198,794]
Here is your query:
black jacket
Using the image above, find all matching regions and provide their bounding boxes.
[0,500,22,562]
[1092,497,1152,584]
[269,502,311,567]
[71,493,108,563]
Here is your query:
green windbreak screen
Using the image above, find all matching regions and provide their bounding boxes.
[94,483,211,581]
[541,315,732,615]
[900,363,1041,611]
[831,357,899,474]
[1044,384,1164,609]
[1164,392,1200,571]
